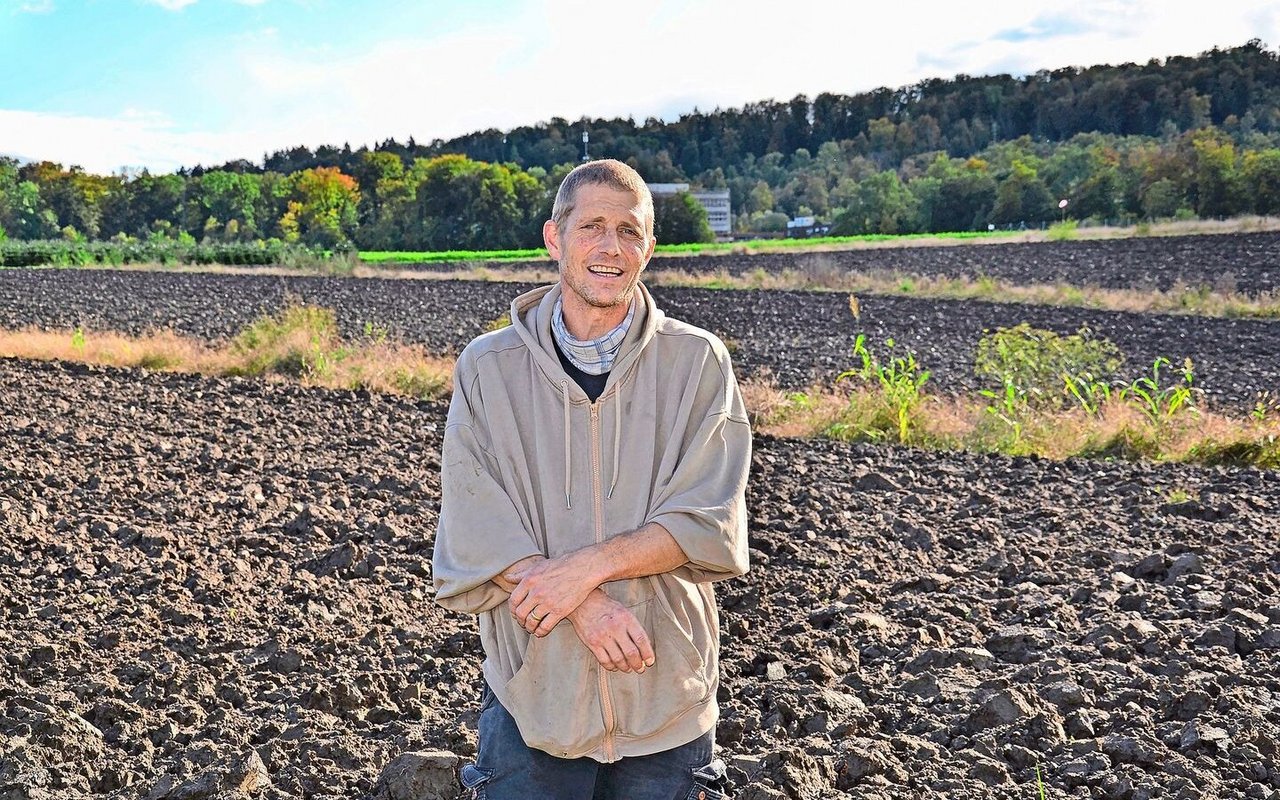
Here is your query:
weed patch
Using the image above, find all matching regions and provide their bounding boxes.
[0,306,453,400]
[4,314,1274,467]
[759,333,1280,467]
[831,335,931,444]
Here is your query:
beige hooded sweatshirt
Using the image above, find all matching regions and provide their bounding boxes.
[432,282,751,763]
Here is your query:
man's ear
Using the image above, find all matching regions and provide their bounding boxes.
[543,220,562,261]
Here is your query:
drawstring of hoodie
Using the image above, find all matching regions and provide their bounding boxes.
[608,382,622,499]
[561,380,572,509]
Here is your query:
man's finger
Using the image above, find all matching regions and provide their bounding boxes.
[511,599,532,626]
[517,604,542,629]
[629,623,656,668]
[602,640,629,673]
[533,611,560,638]
[619,639,644,673]
[591,644,615,671]
[512,595,542,626]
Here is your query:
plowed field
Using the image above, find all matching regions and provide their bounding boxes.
[2,237,1279,800]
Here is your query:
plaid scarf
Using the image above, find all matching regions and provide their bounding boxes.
[551,297,635,376]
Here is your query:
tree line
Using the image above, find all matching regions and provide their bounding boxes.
[1,42,1278,250]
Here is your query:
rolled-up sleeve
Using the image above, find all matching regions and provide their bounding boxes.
[646,345,751,583]
[432,360,542,614]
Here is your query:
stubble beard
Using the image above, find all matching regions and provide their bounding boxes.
[564,268,640,311]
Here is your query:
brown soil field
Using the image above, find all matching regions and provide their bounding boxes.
[2,235,1279,799]
[398,231,1280,296]
[1,357,1277,799]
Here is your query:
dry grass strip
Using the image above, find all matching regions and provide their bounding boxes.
[0,319,454,400]
[4,320,1276,467]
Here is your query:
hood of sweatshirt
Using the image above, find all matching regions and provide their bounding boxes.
[508,281,663,402]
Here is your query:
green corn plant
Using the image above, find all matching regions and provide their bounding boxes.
[1062,371,1113,415]
[1119,357,1198,424]
[837,334,931,443]
[978,378,1026,450]
[980,377,1023,419]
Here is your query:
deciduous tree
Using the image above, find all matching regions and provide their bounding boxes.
[279,167,361,248]
[653,192,714,244]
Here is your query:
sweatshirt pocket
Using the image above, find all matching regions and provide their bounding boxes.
[609,592,711,740]
[500,624,603,758]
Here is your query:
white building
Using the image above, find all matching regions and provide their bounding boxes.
[647,183,733,238]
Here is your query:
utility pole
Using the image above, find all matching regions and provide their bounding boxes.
[582,128,590,162]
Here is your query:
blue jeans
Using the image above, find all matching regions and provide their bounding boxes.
[461,683,728,800]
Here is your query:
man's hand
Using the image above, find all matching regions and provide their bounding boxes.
[568,589,655,673]
[508,553,598,637]
[494,555,545,593]
[505,524,689,637]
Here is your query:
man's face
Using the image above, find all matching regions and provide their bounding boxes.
[544,183,656,314]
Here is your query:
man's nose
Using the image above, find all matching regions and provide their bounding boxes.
[598,227,621,255]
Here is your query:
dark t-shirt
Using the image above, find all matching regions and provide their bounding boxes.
[552,337,609,402]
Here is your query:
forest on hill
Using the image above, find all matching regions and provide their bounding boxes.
[1,41,1278,251]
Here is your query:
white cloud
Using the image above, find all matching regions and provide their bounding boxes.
[0,108,260,173]
[16,0,55,13]
[207,0,1279,152]
[146,0,198,10]
[8,0,1279,172]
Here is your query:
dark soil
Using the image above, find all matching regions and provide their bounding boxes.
[2,269,1278,406]
[2,357,1278,800]
[0,270,515,355]
[416,231,1280,296]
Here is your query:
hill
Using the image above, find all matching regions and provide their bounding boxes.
[2,42,1278,249]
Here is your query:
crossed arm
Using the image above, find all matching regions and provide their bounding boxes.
[491,522,688,675]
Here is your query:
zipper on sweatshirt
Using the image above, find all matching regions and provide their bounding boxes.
[589,401,618,762]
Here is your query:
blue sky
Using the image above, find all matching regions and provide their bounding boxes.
[2,0,1278,174]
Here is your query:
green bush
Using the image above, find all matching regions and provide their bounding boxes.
[0,239,326,268]
[975,323,1122,409]
[1047,219,1078,241]
[229,305,346,378]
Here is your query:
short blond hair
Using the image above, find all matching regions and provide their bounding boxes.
[551,159,654,236]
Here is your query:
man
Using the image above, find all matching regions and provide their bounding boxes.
[433,159,750,800]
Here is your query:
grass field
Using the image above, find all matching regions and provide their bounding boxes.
[357,230,1019,263]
